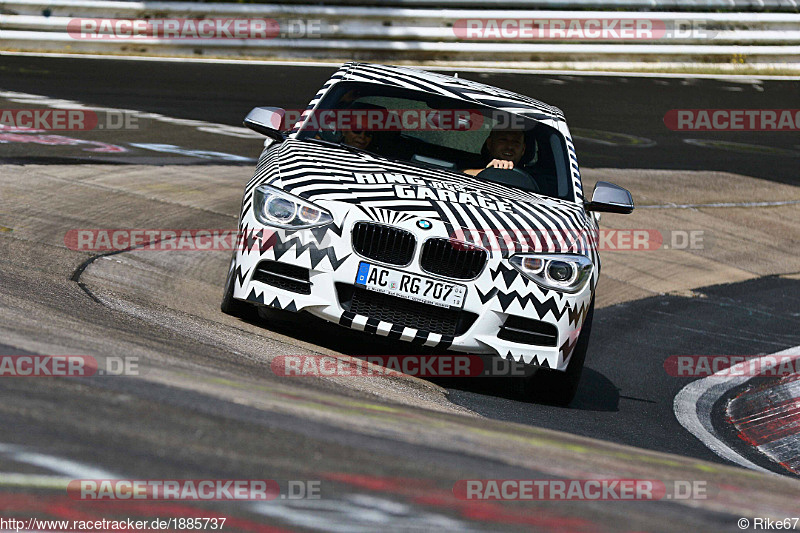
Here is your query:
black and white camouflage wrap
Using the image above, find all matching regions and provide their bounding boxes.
[232,63,598,371]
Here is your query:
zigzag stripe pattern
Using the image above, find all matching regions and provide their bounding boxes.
[567,299,592,328]
[267,296,298,312]
[234,264,250,289]
[559,335,579,364]
[477,286,588,329]
[245,288,298,313]
[270,233,351,270]
[489,262,526,289]
[238,222,350,271]
[477,287,570,320]
[504,351,545,367]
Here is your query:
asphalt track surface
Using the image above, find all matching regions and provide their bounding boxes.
[2,55,799,181]
[1,54,800,531]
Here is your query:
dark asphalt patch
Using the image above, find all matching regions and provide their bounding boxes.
[446,276,800,467]
[1,55,798,183]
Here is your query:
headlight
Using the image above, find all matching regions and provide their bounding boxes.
[253,184,333,229]
[509,253,593,294]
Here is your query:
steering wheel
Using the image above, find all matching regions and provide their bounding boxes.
[476,167,540,193]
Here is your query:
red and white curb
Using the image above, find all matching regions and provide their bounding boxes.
[727,374,800,475]
[674,345,800,475]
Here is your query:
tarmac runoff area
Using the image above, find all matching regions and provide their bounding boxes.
[1,162,799,383]
[578,170,800,308]
[0,162,799,528]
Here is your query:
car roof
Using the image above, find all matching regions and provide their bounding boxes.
[337,62,565,122]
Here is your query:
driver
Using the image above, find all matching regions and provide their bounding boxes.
[463,129,526,176]
[341,127,373,150]
[340,104,375,150]
[316,111,374,150]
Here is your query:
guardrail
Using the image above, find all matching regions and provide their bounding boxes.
[271,0,800,10]
[9,0,795,12]
[1,0,799,64]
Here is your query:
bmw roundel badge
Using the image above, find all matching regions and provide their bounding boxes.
[416,219,432,230]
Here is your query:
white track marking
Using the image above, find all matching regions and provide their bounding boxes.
[251,493,481,533]
[0,472,73,489]
[674,345,800,474]
[0,89,261,139]
[11,452,116,479]
[0,442,118,479]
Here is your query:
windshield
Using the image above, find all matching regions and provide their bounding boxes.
[295,81,574,201]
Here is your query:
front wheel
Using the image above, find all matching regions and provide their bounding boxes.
[512,300,594,406]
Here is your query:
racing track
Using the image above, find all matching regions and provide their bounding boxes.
[1,54,800,531]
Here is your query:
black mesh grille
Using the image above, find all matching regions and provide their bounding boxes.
[342,286,476,337]
[352,222,415,266]
[252,261,311,295]
[498,315,558,347]
[420,238,487,280]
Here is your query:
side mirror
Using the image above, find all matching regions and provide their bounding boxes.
[584,181,634,214]
[243,107,287,142]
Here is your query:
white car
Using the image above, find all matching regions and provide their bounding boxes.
[222,62,633,405]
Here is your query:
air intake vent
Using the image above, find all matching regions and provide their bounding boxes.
[338,285,477,338]
[498,316,558,347]
[420,238,487,280]
[252,261,311,294]
[352,222,416,266]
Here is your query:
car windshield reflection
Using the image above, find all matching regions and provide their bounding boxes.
[296,81,573,201]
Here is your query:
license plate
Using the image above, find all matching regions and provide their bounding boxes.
[355,262,466,309]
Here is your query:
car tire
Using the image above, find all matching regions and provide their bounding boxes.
[220,254,253,318]
[512,299,594,406]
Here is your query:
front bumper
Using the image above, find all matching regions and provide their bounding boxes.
[233,206,594,371]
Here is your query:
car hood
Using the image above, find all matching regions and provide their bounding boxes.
[272,140,593,256]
